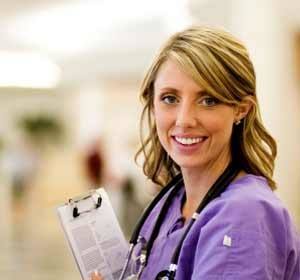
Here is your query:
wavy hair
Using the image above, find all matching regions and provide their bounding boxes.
[135,26,277,190]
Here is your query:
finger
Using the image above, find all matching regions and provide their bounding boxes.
[91,270,103,280]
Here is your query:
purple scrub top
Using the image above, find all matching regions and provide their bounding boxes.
[137,174,300,279]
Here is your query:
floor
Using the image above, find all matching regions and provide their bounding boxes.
[0,178,80,280]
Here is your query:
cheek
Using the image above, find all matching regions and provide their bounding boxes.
[153,103,172,132]
[206,115,234,140]
[155,112,172,138]
[153,110,174,148]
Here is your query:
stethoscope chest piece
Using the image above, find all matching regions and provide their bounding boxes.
[155,269,175,280]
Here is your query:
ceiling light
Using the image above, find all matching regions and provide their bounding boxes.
[4,0,190,55]
[0,51,61,89]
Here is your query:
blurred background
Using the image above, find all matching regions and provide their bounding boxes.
[0,0,300,279]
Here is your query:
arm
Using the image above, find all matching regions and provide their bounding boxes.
[192,225,270,279]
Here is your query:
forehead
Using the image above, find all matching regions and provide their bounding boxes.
[154,59,205,92]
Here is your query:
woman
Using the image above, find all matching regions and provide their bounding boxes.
[92,26,300,279]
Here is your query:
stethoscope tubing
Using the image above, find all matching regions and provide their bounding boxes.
[169,163,240,269]
[129,174,183,244]
[118,243,134,280]
[119,162,239,280]
[118,175,183,280]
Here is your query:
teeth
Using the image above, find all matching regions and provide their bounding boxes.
[175,137,205,145]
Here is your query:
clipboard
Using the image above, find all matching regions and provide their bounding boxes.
[56,188,129,280]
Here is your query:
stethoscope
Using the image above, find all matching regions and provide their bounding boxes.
[119,161,240,280]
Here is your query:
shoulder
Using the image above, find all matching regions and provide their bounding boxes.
[183,175,300,278]
[201,174,288,230]
[191,174,299,258]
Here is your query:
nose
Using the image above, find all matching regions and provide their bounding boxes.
[175,101,197,128]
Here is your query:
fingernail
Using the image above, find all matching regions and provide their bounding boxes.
[94,270,98,276]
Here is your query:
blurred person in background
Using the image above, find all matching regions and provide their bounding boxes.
[83,138,105,189]
[1,137,39,207]
[91,26,300,279]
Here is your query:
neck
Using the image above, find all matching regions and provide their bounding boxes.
[181,158,233,222]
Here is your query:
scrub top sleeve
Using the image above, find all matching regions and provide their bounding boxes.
[190,199,285,279]
[284,228,300,280]
[191,227,272,279]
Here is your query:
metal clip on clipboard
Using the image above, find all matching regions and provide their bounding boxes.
[68,190,102,218]
[57,187,129,280]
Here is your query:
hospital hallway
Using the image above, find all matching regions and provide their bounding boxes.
[0,150,91,280]
[0,0,300,279]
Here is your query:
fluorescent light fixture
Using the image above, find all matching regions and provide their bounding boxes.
[5,0,190,55]
[0,51,61,89]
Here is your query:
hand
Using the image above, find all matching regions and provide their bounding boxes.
[91,271,103,280]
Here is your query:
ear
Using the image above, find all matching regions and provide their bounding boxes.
[234,96,253,123]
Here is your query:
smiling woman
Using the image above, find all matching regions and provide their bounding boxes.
[91,26,300,280]
[138,27,276,191]
[152,59,250,181]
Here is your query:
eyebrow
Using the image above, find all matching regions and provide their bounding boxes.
[157,87,178,92]
[157,87,208,95]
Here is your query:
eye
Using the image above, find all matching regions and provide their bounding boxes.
[161,95,178,104]
[199,96,219,107]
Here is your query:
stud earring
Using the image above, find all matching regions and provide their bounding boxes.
[235,120,241,125]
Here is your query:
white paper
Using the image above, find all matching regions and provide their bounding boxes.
[57,188,128,280]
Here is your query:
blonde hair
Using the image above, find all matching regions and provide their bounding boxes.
[135,26,277,190]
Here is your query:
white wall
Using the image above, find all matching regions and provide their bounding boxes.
[230,0,300,227]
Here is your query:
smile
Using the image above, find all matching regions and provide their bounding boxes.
[174,136,207,145]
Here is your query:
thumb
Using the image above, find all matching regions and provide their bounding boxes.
[91,270,103,280]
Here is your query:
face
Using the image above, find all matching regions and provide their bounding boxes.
[153,59,241,173]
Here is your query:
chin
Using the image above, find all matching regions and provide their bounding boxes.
[172,158,205,170]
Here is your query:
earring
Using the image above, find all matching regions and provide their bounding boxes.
[235,119,241,125]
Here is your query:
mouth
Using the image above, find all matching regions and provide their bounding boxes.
[172,136,208,146]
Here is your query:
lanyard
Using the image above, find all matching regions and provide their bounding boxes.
[119,162,239,280]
